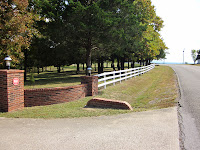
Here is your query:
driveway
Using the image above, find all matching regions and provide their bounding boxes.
[169,64,200,149]
[0,107,179,150]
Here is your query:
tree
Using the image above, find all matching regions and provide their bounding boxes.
[67,0,115,74]
[0,0,39,66]
[27,0,167,75]
[191,49,197,64]
[133,0,167,65]
[28,0,76,73]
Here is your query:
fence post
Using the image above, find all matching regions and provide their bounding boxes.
[130,69,132,78]
[132,69,134,78]
[125,70,127,80]
[138,67,140,76]
[120,71,122,83]
[104,74,106,89]
[113,72,115,86]
[0,70,24,112]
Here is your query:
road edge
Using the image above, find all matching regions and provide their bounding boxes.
[168,65,185,150]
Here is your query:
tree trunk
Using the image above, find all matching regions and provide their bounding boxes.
[145,60,148,66]
[148,59,151,65]
[76,63,79,74]
[111,58,115,71]
[120,57,125,70]
[120,57,123,70]
[82,63,84,70]
[98,58,101,74]
[139,60,142,67]
[117,57,119,70]
[142,61,145,66]
[37,67,40,74]
[128,58,130,69]
[100,57,104,73]
[131,61,135,68]
[57,66,61,73]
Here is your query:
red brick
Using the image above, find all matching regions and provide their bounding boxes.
[86,98,133,110]
[24,84,88,107]
[0,70,24,112]
[1,70,99,110]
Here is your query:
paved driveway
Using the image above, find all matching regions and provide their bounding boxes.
[0,107,179,150]
[169,64,200,149]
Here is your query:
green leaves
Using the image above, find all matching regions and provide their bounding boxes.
[0,0,39,65]
[191,49,198,64]
[1,0,167,69]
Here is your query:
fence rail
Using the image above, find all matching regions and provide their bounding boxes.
[94,64,155,89]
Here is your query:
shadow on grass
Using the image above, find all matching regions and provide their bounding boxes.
[24,64,141,89]
[98,90,104,96]
[25,70,84,88]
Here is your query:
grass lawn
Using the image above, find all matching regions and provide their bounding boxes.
[24,65,83,89]
[0,65,178,119]
[24,63,140,89]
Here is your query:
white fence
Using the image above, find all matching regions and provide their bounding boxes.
[94,64,155,89]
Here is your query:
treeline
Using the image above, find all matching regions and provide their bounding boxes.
[0,0,167,75]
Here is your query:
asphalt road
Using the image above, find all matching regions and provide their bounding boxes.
[0,107,179,150]
[169,65,200,150]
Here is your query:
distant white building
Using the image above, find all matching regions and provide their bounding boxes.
[196,51,200,64]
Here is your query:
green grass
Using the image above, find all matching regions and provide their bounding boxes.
[24,63,140,89]
[97,65,178,109]
[0,65,178,119]
[25,71,82,89]
[25,65,83,89]
[0,97,131,118]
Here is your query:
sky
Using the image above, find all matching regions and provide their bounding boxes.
[151,0,200,63]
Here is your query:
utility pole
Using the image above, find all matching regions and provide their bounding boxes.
[183,49,185,64]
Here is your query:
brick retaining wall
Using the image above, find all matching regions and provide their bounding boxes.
[24,84,87,107]
[0,69,99,112]
[24,76,98,107]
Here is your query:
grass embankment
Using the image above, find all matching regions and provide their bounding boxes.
[0,65,178,118]
[191,64,200,66]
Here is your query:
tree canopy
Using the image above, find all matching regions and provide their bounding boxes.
[0,0,39,66]
[1,0,168,74]
[191,49,198,64]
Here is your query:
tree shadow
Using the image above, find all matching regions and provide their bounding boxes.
[25,70,85,87]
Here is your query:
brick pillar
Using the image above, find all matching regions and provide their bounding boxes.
[0,70,24,112]
[81,76,98,96]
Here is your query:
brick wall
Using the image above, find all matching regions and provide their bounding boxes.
[0,70,24,112]
[86,98,133,110]
[0,72,98,111]
[81,76,98,96]
[24,84,87,107]
[24,76,98,107]
[0,71,7,112]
